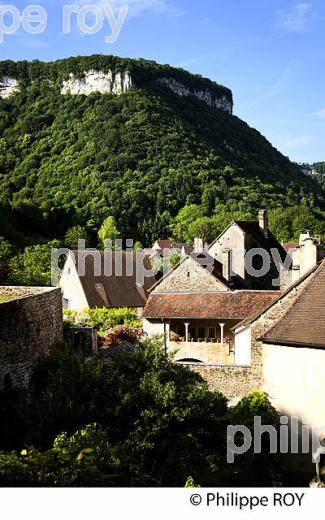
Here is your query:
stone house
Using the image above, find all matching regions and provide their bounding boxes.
[59,250,156,315]
[208,210,288,290]
[142,253,279,364]
[0,286,63,389]
[232,259,325,476]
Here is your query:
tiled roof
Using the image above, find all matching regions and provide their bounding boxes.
[142,291,279,320]
[262,260,325,348]
[283,242,298,253]
[72,251,156,309]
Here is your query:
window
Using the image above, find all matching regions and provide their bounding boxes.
[208,327,216,339]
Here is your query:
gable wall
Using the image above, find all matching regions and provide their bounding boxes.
[59,254,89,311]
[154,257,228,293]
[208,224,245,280]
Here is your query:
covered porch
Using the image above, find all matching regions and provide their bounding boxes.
[166,318,240,365]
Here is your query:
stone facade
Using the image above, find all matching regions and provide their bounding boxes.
[0,287,63,389]
[156,257,228,293]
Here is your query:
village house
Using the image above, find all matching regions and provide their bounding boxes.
[208,210,288,290]
[59,250,156,315]
[142,209,292,363]
[142,252,279,364]
[232,259,325,478]
[0,286,62,389]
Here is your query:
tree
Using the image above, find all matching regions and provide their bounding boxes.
[0,340,286,487]
[98,217,120,249]
[8,240,61,286]
[64,225,88,250]
[0,237,13,264]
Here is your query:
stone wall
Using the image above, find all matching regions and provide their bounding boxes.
[156,257,228,293]
[0,287,63,388]
[190,343,263,402]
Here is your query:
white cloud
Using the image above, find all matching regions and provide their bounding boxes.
[276,3,312,32]
[313,108,325,118]
[273,134,312,149]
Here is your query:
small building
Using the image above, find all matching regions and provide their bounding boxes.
[0,286,63,389]
[59,250,156,315]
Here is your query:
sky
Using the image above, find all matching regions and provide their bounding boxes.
[1,0,325,163]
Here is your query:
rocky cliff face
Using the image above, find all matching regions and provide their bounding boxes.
[60,69,233,113]
[0,77,19,99]
[157,77,233,114]
[61,70,133,96]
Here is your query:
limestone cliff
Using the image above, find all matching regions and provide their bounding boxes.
[157,77,233,114]
[0,77,19,99]
[59,69,233,113]
[61,70,133,96]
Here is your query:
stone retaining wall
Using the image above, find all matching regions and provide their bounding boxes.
[0,287,63,388]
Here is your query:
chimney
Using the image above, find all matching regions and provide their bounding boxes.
[258,209,268,237]
[222,249,231,280]
[194,237,204,253]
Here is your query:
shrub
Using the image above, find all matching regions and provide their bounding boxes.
[98,325,143,348]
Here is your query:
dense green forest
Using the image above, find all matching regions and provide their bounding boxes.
[0,55,325,284]
[0,339,288,487]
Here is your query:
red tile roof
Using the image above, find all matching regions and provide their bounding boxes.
[142,291,279,320]
[262,260,325,348]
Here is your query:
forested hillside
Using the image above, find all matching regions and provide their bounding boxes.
[0,55,325,284]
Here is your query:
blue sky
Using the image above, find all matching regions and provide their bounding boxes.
[1,0,325,163]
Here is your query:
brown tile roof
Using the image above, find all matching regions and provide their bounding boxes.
[283,242,298,254]
[142,291,279,320]
[72,251,156,309]
[262,260,325,348]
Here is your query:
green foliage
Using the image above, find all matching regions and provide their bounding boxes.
[0,55,323,250]
[0,341,287,487]
[227,391,284,486]
[64,225,88,249]
[98,217,121,249]
[8,240,60,286]
[65,307,141,332]
[269,206,325,243]
[0,236,13,264]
